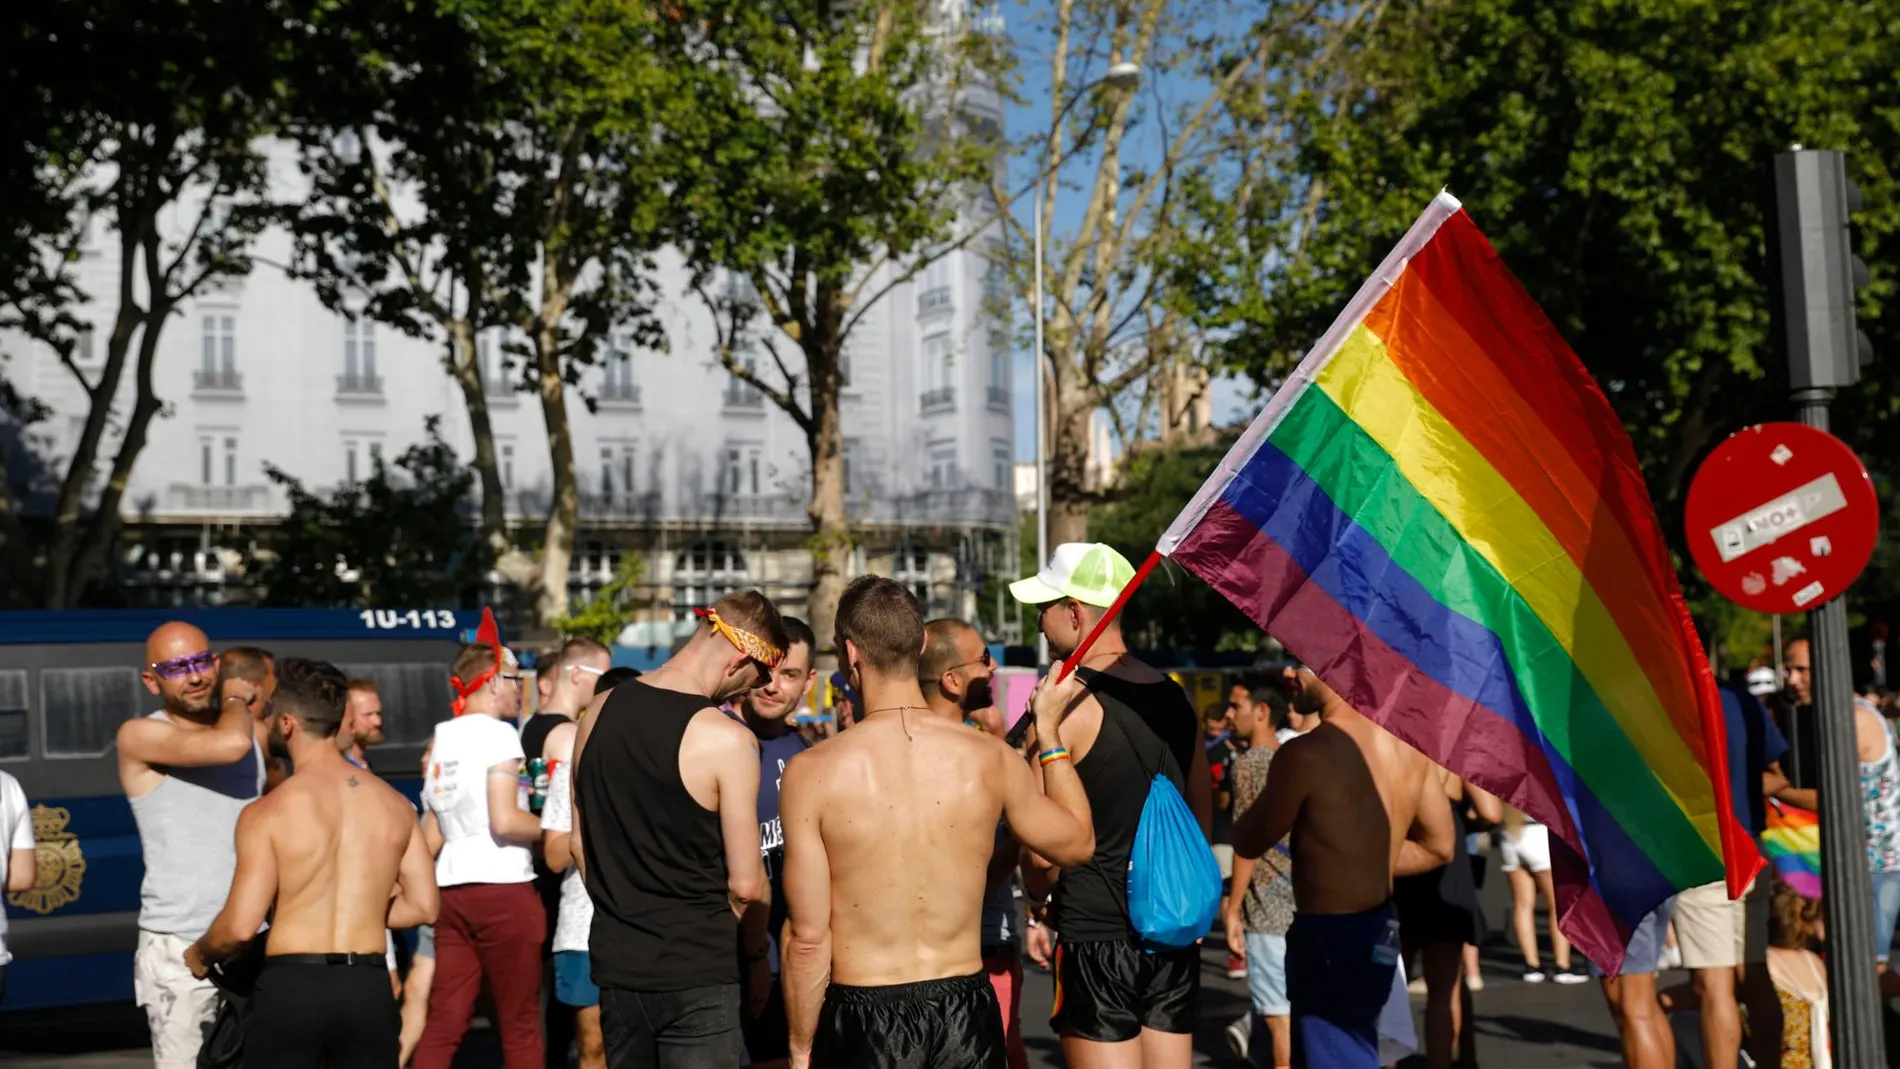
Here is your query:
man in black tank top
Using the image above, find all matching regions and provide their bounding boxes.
[1010,543,1214,1069]
[569,592,786,1069]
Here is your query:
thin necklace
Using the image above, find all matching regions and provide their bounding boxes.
[863,704,926,740]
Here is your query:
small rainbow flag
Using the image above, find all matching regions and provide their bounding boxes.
[1763,801,1822,899]
[1157,192,1759,973]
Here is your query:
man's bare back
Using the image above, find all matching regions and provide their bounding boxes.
[783,712,1020,985]
[259,760,433,955]
[1232,677,1454,914]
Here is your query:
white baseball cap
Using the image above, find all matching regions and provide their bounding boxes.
[1008,543,1137,609]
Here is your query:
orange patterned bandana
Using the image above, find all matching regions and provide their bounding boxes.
[695,607,783,667]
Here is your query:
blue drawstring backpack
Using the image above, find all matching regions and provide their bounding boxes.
[1114,711,1222,950]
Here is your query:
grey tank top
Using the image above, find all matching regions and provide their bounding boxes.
[128,712,264,937]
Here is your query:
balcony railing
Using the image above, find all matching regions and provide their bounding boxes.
[193,368,243,393]
[166,483,271,513]
[600,380,642,405]
[920,387,956,413]
[336,372,383,396]
[987,385,1010,410]
[723,386,764,410]
[917,286,954,315]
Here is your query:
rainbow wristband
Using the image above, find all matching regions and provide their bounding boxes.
[1038,747,1071,766]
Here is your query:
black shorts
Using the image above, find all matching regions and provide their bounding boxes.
[814,972,1004,1069]
[243,956,398,1069]
[1050,938,1198,1042]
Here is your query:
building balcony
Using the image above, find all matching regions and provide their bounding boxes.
[917,286,954,316]
[921,387,956,414]
[166,483,272,514]
[987,385,1010,411]
[192,368,243,395]
[581,491,661,519]
[723,386,765,412]
[890,487,1014,526]
[710,493,807,523]
[599,380,642,406]
[336,372,383,397]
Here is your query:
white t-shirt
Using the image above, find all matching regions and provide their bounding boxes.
[1,771,35,966]
[424,715,533,887]
[540,764,593,954]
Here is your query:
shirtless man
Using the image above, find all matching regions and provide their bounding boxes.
[1230,668,1456,1068]
[186,657,439,1069]
[780,577,1096,1069]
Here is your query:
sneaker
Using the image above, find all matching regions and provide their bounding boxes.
[1522,969,1547,983]
[1224,1015,1250,1061]
[1553,968,1588,985]
[1226,954,1248,980]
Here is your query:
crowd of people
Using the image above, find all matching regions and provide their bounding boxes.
[1,544,1898,1069]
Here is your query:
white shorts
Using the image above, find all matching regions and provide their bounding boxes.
[1674,877,1762,970]
[1500,823,1552,874]
[133,930,220,1069]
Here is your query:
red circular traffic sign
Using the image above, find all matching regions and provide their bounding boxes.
[1684,422,1879,615]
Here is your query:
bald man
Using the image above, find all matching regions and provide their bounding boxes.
[120,622,266,1069]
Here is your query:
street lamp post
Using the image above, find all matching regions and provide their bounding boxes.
[1033,61,1139,666]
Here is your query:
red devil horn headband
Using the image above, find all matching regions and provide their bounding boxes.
[451,607,506,715]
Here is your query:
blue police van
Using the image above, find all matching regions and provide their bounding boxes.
[0,608,468,1011]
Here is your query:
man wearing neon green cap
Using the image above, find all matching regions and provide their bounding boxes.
[1011,543,1213,1069]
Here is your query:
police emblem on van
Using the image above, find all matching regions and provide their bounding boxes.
[7,805,86,915]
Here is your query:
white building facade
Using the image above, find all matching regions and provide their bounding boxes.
[3,147,1019,636]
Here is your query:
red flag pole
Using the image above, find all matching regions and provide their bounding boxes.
[1057,550,1163,681]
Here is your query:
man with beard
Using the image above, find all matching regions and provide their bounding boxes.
[339,678,385,770]
[570,591,780,1067]
[187,657,439,1068]
[920,617,1029,1069]
[120,623,265,1069]
[732,616,817,1069]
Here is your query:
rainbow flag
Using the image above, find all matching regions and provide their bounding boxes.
[1158,193,1759,972]
[1763,801,1822,899]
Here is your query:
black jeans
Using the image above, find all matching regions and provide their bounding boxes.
[600,983,742,1069]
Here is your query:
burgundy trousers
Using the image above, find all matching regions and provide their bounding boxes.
[411,881,547,1069]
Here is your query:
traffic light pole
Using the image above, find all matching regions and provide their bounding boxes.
[1793,387,1888,1068]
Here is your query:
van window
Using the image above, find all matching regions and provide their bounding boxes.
[0,670,26,759]
[339,663,450,749]
[42,667,146,758]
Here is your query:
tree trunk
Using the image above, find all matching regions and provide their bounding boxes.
[804,331,848,659]
[444,318,521,581]
[1047,378,1094,547]
[531,310,576,628]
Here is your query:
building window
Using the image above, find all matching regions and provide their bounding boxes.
[368,441,382,469]
[604,334,638,402]
[621,446,637,498]
[500,443,515,490]
[921,333,954,411]
[894,544,930,606]
[918,258,953,314]
[223,437,237,486]
[993,440,1010,491]
[345,440,359,484]
[843,438,861,496]
[199,437,213,485]
[723,442,762,496]
[343,320,376,391]
[674,540,748,619]
[202,314,235,373]
[600,447,615,496]
[76,326,95,364]
[725,343,762,408]
[928,443,956,489]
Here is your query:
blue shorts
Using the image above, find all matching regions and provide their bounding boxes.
[1286,906,1398,1069]
[1244,931,1288,1017]
[1590,899,1674,978]
[555,950,600,1009]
